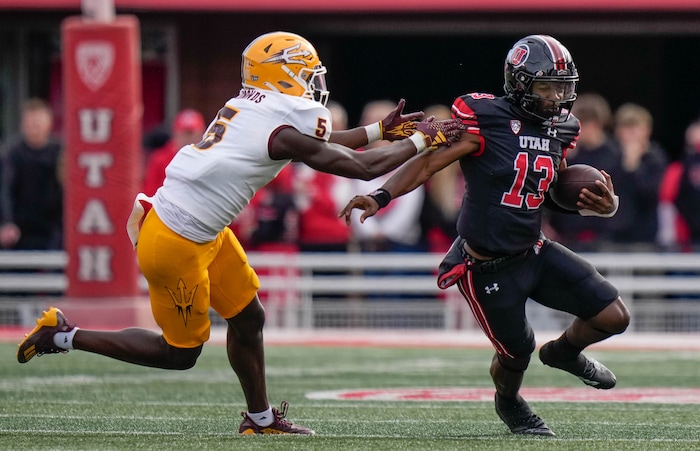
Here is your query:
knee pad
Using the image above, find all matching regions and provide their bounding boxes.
[594,297,631,335]
[497,353,531,372]
[500,325,536,361]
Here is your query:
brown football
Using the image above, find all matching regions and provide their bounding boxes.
[549,164,605,211]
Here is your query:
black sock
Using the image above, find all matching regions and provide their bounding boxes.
[546,333,584,361]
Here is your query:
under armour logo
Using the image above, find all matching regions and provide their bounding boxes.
[484,283,499,294]
[63,336,68,343]
[546,127,558,138]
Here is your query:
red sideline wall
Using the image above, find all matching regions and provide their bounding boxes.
[62,16,142,299]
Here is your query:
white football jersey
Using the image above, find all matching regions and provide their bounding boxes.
[153,89,331,242]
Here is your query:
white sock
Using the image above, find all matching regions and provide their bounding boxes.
[53,327,79,350]
[248,407,273,427]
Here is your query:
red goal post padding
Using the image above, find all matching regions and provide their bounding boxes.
[62,15,142,297]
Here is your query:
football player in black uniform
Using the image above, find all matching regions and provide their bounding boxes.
[340,35,631,437]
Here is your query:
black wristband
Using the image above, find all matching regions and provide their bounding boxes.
[368,188,392,209]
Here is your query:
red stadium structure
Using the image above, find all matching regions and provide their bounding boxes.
[60,5,147,326]
[1,0,699,12]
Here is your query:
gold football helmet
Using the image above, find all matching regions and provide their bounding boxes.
[241,31,329,105]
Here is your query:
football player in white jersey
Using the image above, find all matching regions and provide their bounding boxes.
[18,31,463,435]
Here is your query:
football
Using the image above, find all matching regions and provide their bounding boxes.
[549,164,605,211]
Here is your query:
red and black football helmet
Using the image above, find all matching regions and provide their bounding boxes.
[504,35,579,123]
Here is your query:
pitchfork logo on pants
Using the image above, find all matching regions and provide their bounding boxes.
[166,279,199,327]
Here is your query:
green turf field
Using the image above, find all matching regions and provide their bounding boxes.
[1,341,699,450]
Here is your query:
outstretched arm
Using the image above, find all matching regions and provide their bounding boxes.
[329,98,425,149]
[339,132,480,224]
[271,118,463,181]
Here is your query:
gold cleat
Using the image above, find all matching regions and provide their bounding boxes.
[17,307,75,363]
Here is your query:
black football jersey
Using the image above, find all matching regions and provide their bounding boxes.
[452,93,580,256]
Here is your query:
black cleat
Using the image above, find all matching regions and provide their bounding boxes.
[539,341,616,389]
[495,393,555,436]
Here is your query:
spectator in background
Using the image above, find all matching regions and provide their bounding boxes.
[349,100,428,305]
[419,104,465,253]
[350,100,426,253]
[658,119,700,251]
[242,165,299,253]
[607,103,668,249]
[142,108,206,196]
[547,93,620,251]
[0,98,63,250]
[293,100,353,252]
[142,123,171,160]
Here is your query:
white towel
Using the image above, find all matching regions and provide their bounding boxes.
[126,193,153,248]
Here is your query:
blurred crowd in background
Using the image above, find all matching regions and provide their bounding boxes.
[1,93,699,255]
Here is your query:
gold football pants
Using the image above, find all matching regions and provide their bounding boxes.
[136,210,260,348]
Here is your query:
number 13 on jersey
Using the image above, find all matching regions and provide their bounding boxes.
[501,152,555,209]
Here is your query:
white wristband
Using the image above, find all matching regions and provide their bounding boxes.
[579,195,619,218]
[408,132,428,153]
[363,122,382,143]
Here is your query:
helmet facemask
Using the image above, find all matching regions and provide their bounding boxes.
[297,65,329,106]
[517,75,578,123]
